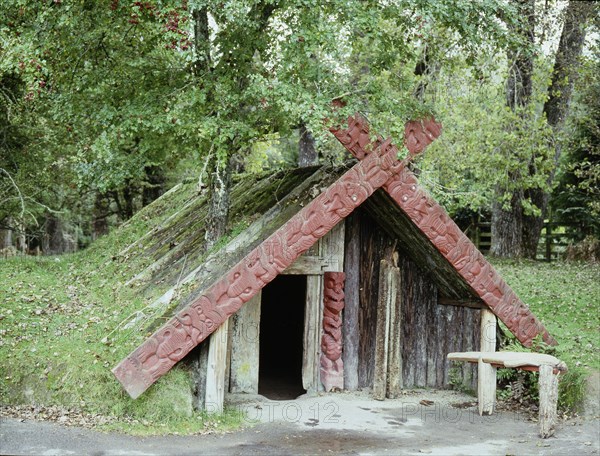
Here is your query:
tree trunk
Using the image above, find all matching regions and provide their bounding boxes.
[544,0,594,133]
[414,46,432,101]
[491,0,534,258]
[490,188,524,257]
[204,154,233,250]
[92,193,110,240]
[505,0,534,111]
[192,6,211,75]
[142,165,166,207]
[43,215,76,255]
[521,0,595,257]
[0,217,13,248]
[298,122,318,167]
[121,181,136,220]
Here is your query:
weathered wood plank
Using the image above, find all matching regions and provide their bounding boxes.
[438,297,485,309]
[282,255,331,275]
[436,303,448,388]
[401,255,415,388]
[205,318,229,414]
[230,292,262,394]
[358,211,381,388]
[342,215,360,391]
[478,308,497,415]
[426,286,440,388]
[303,274,323,392]
[538,364,559,438]
[447,352,565,369]
[386,259,402,399]
[373,260,392,400]
[413,268,428,388]
[461,307,474,389]
[444,305,460,387]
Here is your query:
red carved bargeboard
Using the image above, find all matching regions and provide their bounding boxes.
[113,121,415,399]
[330,115,556,348]
[320,272,345,392]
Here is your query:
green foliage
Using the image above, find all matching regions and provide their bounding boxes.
[418,49,555,218]
[496,368,539,405]
[1,0,527,239]
[557,368,587,413]
[552,49,600,241]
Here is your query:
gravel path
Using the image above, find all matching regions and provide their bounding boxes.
[1,390,598,456]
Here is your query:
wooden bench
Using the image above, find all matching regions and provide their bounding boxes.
[448,350,567,438]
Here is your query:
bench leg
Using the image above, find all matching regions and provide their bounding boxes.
[478,359,496,415]
[538,364,559,438]
[478,309,497,415]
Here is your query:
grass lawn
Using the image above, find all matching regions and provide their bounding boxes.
[0,191,246,435]
[492,259,599,371]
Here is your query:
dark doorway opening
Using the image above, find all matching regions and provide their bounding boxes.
[259,274,307,400]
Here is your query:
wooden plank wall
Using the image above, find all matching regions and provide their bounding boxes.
[357,210,393,388]
[352,208,479,391]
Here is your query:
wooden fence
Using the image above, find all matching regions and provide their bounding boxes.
[464,221,575,261]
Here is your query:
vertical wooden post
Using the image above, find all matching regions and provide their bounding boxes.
[373,260,391,400]
[386,257,402,398]
[230,291,261,394]
[538,364,559,438]
[342,215,360,391]
[205,318,229,414]
[374,259,400,400]
[303,274,323,393]
[545,223,552,262]
[478,308,497,415]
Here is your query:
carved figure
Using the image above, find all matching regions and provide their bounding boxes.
[320,272,345,391]
[404,118,443,155]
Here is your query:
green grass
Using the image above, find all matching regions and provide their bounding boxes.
[491,259,599,371]
[0,185,245,435]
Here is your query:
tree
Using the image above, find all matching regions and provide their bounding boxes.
[1,0,527,256]
[490,0,597,258]
[552,47,600,242]
[522,0,597,257]
[490,0,535,258]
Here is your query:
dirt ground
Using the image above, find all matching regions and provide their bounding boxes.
[1,390,599,456]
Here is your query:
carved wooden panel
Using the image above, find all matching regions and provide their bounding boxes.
[320,272,345,391]
[331,114,556,348]
[113,124,407,399]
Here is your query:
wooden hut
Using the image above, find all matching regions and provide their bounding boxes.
[112,115,555,411]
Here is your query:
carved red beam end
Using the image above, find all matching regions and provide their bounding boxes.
[113,122,412,399]
[331,114,556,348]
[320,272,345,392]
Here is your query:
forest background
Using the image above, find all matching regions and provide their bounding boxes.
[1,0,598,260]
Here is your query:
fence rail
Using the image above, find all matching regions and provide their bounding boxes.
[465,221,576,261]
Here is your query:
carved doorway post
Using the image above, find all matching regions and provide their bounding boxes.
[320,272,345,391]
